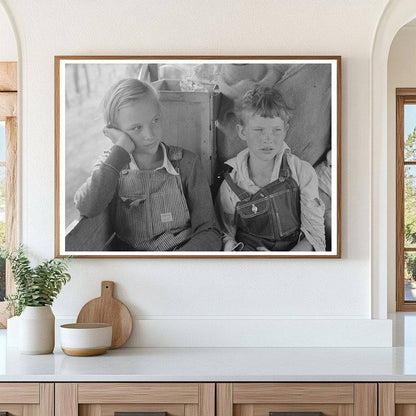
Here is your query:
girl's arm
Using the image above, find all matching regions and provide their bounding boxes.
[74,145,130,218]
[75,128,133,218]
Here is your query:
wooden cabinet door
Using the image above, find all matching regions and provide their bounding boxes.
[217,383,377,416]
[379,383,416,416]
[0,383,53,416]
[56,383,215,416]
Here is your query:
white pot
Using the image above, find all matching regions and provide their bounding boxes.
[19,305,55,354]
[60,323,112,356]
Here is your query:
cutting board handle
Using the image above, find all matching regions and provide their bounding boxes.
[101,281,115,298]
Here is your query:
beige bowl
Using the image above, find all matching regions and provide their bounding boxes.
[60,323,112,356]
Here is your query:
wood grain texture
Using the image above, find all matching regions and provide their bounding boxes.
[396,89,416,97]
[76,281,133,348]
[54,56,61,258]
[5,116,17,293]
[22,404,39,416]
[0,62,17,91]
[397,93,406,311]
[353,384,377,416]
[199,384,215,416]
[238,404,254,416]
[395,383,416,403]
[39,383,54,416]
[216,384,233,416]
[0,383,39,403]
[251,403,339,416]
[185,403,199,416]
[337,404,353,416]
[336,55,342,258]
[0,404,23,416]
[396,89,416,311]
[78,383,199,404]
[79,404,101,416]
[379,383,395,416]
[233,383,354,404]
[55,383,78,416]
[0,92,16,120]
[99,403,185,416]
[397,405,416,416]
[0,116,17,328]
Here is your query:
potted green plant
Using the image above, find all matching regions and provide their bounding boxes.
[2,245,71,354]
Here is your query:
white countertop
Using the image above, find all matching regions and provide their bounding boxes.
[2,329,416,382]
[3,313,416,382]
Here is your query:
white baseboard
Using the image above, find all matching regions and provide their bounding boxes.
[56,317,392,347]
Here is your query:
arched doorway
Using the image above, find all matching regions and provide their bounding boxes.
[371,0,416,319]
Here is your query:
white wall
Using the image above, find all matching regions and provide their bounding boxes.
[0,0,393,346]
[0,3,17,61]
[387,25,416,312]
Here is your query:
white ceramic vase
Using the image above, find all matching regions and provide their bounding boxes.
[19,305,55,354]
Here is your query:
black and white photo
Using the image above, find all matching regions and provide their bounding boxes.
[55,57,341,258]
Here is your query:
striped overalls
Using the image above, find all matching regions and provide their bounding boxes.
[114,147,192,251]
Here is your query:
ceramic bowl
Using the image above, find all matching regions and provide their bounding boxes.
[60,323,112,356]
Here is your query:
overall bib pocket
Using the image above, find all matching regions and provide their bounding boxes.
[235,197,275,239]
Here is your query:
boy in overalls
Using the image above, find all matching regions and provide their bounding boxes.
[216,86,325,252]
[75,78,221,251]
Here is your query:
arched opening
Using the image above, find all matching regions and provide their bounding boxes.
[387,19,416,313]
[371,0,416,320]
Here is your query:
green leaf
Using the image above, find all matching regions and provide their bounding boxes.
[5,245,71,315]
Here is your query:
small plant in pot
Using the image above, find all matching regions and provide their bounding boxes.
[2,245,71,354]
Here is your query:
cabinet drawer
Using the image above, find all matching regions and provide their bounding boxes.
[0,383,53,416]
[217,383,376,416]
[56,383,215,416]
[379,383,416,416]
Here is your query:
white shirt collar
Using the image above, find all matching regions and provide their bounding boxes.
[129,143,179,175]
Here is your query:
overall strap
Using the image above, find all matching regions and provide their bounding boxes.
[278,150,291,181]
[165,143,183,171]
[223,171,251,201]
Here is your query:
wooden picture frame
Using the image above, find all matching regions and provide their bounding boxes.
[55,56,341,258]
[0,61,18,327]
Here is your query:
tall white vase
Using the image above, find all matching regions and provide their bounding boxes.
[19,305,55,354]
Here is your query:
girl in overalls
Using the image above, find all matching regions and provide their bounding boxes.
[216,86,325,252]
[75,78,221,251]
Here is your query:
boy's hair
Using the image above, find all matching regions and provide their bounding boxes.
[236,86,292,126]
[103,78,160,127]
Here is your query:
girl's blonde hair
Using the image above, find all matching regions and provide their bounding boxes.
[103,78,160,127]
[236,86,292,126]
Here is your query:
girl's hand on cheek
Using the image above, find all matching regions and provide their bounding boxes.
[103,126,135,154]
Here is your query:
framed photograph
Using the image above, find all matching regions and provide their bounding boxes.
[55,56,341,258]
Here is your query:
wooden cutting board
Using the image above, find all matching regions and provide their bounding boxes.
[76,281,133,349]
